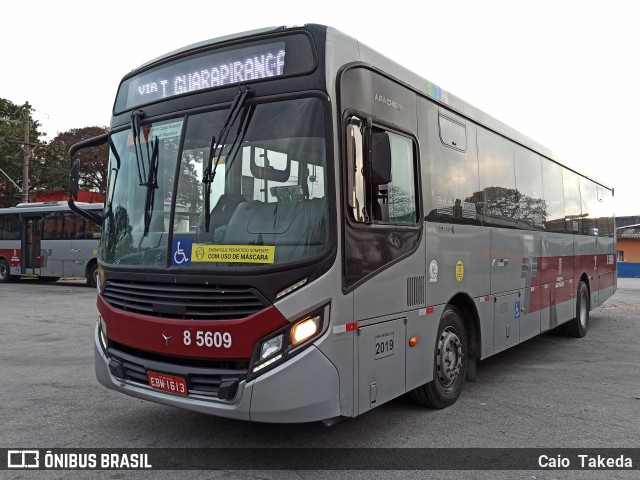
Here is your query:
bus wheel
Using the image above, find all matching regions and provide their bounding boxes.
[87,263,98,288]
[0,259,14,283]
[410,306,467,409]
[563,281,589,338]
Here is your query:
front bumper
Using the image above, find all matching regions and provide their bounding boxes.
[94,324,341,423]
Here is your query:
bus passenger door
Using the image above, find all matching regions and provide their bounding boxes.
[22,216,42,276]
[40,211,64,278]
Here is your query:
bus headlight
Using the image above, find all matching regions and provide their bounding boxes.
[259,334,283,361]
[290,315,320,346]
[249,307,327,379]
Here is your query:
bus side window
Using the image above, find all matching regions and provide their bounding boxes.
[43,212,63,240]
[85,217,102,239]
[347,117,418,225]
[378,131,417,225]
[1,214,21,240]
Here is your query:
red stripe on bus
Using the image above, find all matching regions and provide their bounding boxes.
[97,296,288,359]
[0,248,21,267]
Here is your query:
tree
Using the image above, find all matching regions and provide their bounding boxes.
[0,98,107,207]
[466,186,548,227]
[0,99,44,206]
[44,126,109,193]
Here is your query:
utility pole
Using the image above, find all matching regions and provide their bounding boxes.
[22,107,31,203]
[5,103,41,203]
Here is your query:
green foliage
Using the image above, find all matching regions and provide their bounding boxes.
[0,98,31,206]
[46,126,109,192]
[0,97,108,207]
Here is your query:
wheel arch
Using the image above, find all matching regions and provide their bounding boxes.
[85,257,98,277]
[446,292,481,363]
[579,273,591,309]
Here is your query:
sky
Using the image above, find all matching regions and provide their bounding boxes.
[2,0,639,216]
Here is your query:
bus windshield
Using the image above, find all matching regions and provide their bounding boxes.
[101,96,329,268]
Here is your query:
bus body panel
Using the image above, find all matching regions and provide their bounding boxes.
[352,241,426,322]
[356,317,406,416]
[424,223,492,306]
[574,233,598,306]
[40,239,65,277]
[250,345,340,423]
[274,267,356,418]
[597,236,616,303]
[0,242,21,275]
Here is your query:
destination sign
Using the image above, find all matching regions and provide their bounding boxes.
[120,42,286,111]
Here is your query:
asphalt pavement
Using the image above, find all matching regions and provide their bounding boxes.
[1,277,639,479]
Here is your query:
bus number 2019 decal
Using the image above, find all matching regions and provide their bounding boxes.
[374,332,394,360]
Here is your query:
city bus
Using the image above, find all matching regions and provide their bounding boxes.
[69,24,616,424]
[0,202,102,286]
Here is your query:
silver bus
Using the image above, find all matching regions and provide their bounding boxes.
[0,201,102,286]
[69,24,615,423]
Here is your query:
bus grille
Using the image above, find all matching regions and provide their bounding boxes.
[108,346,247,400]
[102,280,268,320]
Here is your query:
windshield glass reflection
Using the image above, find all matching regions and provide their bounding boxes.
[101,97,329,269]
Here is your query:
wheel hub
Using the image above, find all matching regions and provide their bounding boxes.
[437,327,463,387]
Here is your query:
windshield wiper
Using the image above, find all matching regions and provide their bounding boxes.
[203,86,253,233]
[130,110,147,186]
[130,109,160,237]
[142,136,159,236]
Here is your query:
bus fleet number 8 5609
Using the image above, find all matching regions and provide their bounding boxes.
[183,330,232,349]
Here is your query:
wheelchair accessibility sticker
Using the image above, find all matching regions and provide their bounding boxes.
[172,239,275,265]
[171,238,192,266]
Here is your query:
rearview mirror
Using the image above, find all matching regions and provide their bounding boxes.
[67,133,108,226]
[69,159,80,201]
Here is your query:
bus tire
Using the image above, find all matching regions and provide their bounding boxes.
[410,306,467,409]
[87,262,98,288]
[0,258,12,283]
[563,281,589,338]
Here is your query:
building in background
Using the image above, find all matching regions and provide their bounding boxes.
[617,223,640,278]
[34,190,104,203]
[616,215,640,229]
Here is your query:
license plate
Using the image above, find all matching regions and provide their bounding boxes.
[147,371,188,396]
